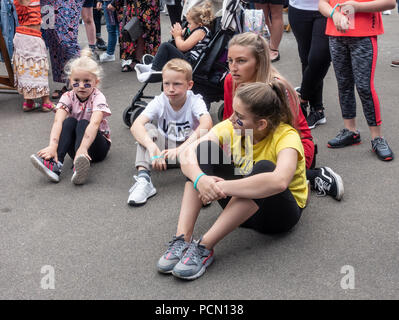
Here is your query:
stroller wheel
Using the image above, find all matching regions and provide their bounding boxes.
[217,103,224,122]
[122,100,148,127]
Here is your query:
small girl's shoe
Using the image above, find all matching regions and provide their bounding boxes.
[41,103,56,112]
[23,102,36,112]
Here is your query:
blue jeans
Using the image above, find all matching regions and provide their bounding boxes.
[103,1,119,55]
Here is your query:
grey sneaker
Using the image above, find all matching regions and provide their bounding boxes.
[172,237,214,280]
[157,234,190,274]
[127,175,157,206]
[71,154,90,185]
[99,52,115,63]
[30,154,62,183]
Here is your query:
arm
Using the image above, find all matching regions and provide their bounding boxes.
[162,113,213,160]
[172,24,206,52]
[179,130,227,202]
[341,0,396,13]
[74,111,104,161]
[130,113,166,171]
[216,148,298,199]
[37,109,68,162]
[319,0,350,32]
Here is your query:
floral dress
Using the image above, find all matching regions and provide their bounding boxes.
[114,0,160,62]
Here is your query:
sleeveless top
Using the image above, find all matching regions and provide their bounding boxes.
[187,26,211,63]
[14,0,42,37]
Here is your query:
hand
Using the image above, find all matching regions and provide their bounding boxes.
[170,23,183,39]
[196,176,226,203]
[340,1,359,13]
[37,145,58,162]
[96,1,102,10]
[148,144,167,171]
[161,146,181,162]
[74,147,92,162]
[332,11,350,32]
[107,3,115,11]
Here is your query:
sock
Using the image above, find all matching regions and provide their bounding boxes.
[137,169,151,182]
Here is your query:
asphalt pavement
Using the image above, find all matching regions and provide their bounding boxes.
[1,12,399,300]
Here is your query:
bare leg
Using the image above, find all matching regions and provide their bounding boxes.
[344,118,357,133]
[82,7,96,46]
[176,181,204,242]
[369,126,382,140]
[268,4,284,59]
[201,197,259,250]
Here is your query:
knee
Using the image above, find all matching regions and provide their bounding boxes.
[249,160,276,176]
[62,117,77,130]
[76,119,90,131]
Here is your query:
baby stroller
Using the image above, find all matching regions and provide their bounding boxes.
[122,0,248,128]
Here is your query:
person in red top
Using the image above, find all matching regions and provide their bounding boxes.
[13,0,54,112]
[223,32,344,200]
[319,0,395,161]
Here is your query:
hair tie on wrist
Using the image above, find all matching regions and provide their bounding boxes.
[330,3,340,18]
[193,172,206,191]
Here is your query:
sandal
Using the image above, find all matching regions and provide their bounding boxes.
[41,102,56,112]
[51,86,68,100]
[270,48,280,63]
[23,101,36,112]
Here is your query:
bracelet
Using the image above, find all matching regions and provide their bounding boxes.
[193,173,206,191]
[330,3,340,18]
[151,155,164,161]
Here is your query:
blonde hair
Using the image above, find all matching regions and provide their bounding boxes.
[187,1,214,28]
[235,81,294,135]
[65,47,103,81]
[228,32,299,121]
[162,58,193,81]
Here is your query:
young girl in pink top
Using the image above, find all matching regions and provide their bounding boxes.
[319,0,395,161]
[30,48,112,185]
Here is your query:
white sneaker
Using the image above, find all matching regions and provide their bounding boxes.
[99,52,115,62]
[127,175,157,206]
[382,10,391,15]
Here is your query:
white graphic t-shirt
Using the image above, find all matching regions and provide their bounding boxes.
[142,90,209,142]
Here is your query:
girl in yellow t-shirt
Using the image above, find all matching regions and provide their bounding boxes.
[156,81,308,281]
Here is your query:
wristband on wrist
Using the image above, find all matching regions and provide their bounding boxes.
[151,155,164,161]
[330,3,340,18]
[193,172,206,191]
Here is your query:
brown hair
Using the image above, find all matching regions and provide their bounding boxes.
[187,1,214,28]
[162,58,193,81]
[235,81,294,135]
[228,32,299,121]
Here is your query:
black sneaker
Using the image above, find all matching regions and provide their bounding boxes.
[30,154,62,182]
[313,167,344,201]
[327,129,361,148]
[371,137,394,161]
[96,37,107,51]
[307,109,326,129]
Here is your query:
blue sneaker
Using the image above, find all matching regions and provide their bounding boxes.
[157,234,190,274]
[172,237,214,280]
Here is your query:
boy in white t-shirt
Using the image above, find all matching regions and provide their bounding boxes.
[128,58,213,206]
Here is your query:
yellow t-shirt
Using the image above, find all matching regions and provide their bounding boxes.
[212,120,308,208]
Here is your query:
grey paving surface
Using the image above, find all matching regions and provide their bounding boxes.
[1,12,399,300]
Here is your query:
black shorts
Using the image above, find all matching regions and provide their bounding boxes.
[83,0,96,8]
[252,0,285,5]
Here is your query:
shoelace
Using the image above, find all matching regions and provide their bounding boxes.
[314,176,330,197]
[336,128,350,139]
[128,175,148,193]
[372,137,389,151]
[181,238,209,266]
[165,235,187,257]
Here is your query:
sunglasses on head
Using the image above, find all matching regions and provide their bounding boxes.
[72,82,92,88]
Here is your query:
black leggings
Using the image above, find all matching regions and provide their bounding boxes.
[196,141,302,234]
[288,6,331,111]
[57,118,110,163]
[151,42,187,71]
[167,2,183,25]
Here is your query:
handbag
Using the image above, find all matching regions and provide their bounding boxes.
[243,9,270,41]
[122,0,143,42]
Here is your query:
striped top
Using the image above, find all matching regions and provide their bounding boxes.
[14,0,42,37]
[188,26,211,62]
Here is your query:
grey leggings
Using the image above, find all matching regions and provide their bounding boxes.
[329,36,381,126]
